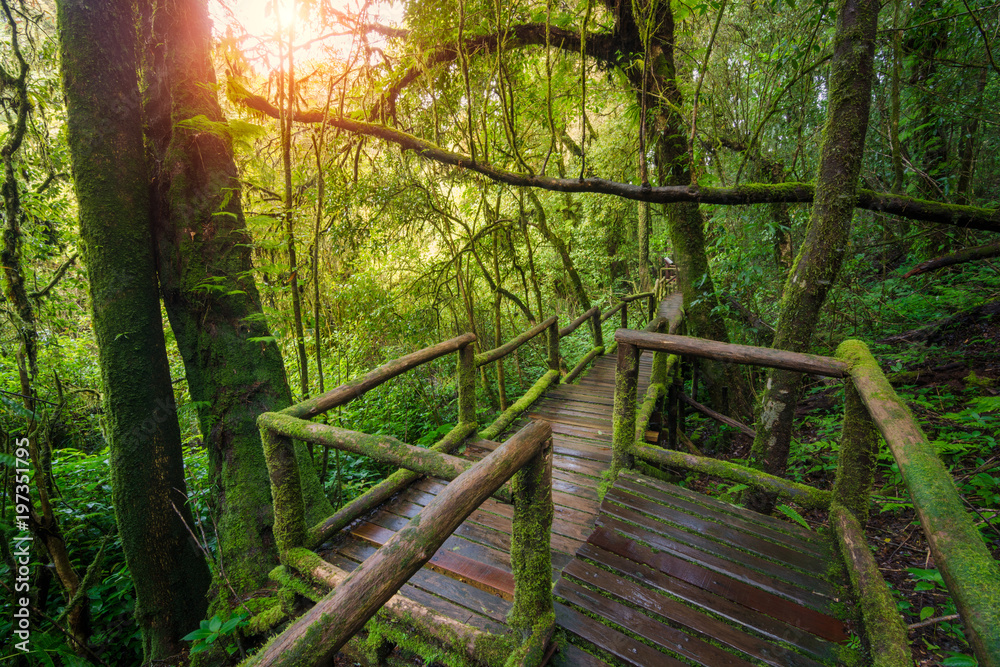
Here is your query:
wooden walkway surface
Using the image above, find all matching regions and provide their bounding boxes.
[318,298,852,665]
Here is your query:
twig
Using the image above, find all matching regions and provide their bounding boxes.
[907,613,960,631]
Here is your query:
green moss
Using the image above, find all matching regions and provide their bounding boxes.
[830,503,910,667]
[480,369,559,440]
[635,445,831,508]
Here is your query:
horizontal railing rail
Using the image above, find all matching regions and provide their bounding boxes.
[610,329,1000,667]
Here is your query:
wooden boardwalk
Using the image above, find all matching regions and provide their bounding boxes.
[318,302,852,665]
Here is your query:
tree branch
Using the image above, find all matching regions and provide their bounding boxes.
[236,93,1000,233]
[29,253,78,301]
[903,241,1000,277]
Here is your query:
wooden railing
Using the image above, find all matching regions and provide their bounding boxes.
[247,291,663,665]
[611,330,1000,667]
[249,420,553,666]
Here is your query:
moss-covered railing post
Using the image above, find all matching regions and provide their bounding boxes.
[546,319,560,374]
[507,428,555,665]
[259,426,306,560]
[457,340,477,427]
[590,307,603,350]
[610,340,639,481]
[840,339,1000,667]
[620,300,628,331]
[832,353,880,523]
[647,293,656,323]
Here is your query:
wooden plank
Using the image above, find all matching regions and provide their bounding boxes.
[554,602,688,667]
[616,476,830,559]
[551,643,613,667]
[563,558,827,667]
[382,500,585,556]
[576,542,840,662]
[324,551,507,634]
[620,471,824,544]
[333,539,513,623]
[599,505,838,610]
[556,578,756,667]
[606,486,829,576]
[351,521,517,599]
[589,527,849,643]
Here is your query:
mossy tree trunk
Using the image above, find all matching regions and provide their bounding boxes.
[635,1,753,424]
[140,0,332,607]
[746,0,879,511]
[55,0,211,659]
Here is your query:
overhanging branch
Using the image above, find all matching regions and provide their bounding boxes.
[238,93,1000,233]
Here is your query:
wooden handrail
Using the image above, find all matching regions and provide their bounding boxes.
[243,421,553,667]
[283,333,477,419]
[476,316,557,367]
[614,330,848,377]
[558,306,598,338]
[839,340,1000,666]
[600,300,626,323]
[260,413,473,482]
[619,291,653,303]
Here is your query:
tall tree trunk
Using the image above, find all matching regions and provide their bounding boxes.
[643,2,753,424]
[746,0,879,511]
[56,0,211,659]
[637,200,652,290]
[142,0,331,608]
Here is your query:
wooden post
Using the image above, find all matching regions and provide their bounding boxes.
[678,360,687,441]
[833,381,879,523]
[259,425,306,559]
[457,342,477,426]
[691,359,699,403]
[620,301,628,331]
[611,341,639,479]
[508,430,554,643]
[647,294,655,323]
[546,319,560,375]
[665,366,679,451]
[591,308,603,349]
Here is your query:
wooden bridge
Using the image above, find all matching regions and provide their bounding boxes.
[241,289,1000,667]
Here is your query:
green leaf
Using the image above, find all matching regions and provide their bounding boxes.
[776,504,811,531]
[208,615,222,633]
[942,654,977,667]
[919,606,935,621]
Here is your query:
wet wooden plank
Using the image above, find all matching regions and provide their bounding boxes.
[615,476,830,559]
[576,542,841,662]
[606,487,829,577]
[589,527,849,643]
[550,643,613,667]
[332,539,512,623]
[323,550,507,633]
[556,578,756,667]
[351,521,517,599]
[620,471,826,546]
[554,602,687,667]
[601,499,838,603]
[563,558,827,667]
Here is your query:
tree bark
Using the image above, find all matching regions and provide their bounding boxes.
[141,0,331,607]
[746,0,880,511]
[56,0,211,658]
